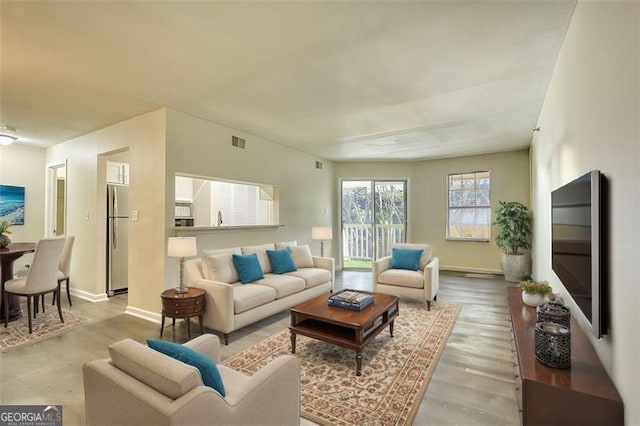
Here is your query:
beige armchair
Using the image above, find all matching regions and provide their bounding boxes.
[83,334,300,426]
[373,243,440,310]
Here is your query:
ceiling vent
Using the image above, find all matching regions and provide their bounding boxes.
[315,161,323,170]
[231,136,246,149]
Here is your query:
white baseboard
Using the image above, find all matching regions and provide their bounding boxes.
[440,264,503,275]
[70,289,109,303]
[125,306,162,324]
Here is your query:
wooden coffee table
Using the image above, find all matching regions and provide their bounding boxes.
[289,291,399,376]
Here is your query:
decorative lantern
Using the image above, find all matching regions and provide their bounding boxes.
[536,302,571,328]
[535,322,571,369]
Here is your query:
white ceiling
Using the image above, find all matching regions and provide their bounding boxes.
[1,1,575,161]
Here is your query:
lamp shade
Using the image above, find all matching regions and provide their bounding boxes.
[167,237,197,257]
[312,227,333,240]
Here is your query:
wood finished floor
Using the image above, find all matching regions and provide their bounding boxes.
[0,272,520,425]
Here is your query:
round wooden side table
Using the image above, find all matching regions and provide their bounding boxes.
[160,287,205,340]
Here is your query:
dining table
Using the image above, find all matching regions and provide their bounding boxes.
[0,242,36,322]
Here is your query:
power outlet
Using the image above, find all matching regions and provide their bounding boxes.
[132,210,139,222]
[84,211,89,221]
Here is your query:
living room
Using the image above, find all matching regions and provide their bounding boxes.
[1,1,638,425]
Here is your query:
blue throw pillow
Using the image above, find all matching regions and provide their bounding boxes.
[147,339,226,396]
[390,248,423,271]
[232,253,264,283]
[266,248,297,274]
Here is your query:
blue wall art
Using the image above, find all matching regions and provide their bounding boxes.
[0,184,25,225]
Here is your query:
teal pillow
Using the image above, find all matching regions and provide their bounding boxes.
[147,339,226,396]
[232,253,264,283]
[266,248,297,274]
[390,248,423,271]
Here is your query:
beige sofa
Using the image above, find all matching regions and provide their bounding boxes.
[373,243,439,310]
[83,334,300,426]
[185,242,334,344]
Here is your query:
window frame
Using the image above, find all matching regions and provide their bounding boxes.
[445,170,491,242]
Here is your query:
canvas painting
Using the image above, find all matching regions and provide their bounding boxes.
[0,184,25,225]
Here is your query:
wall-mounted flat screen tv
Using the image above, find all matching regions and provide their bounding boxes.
[551,170,607,338]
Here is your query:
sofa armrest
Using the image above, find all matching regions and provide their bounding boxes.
[182,334,221,363]
[190,278,235,334]
[224,355,300,423]
[372,256,391,288]
[422,256,440,300]
[313,256,335,284]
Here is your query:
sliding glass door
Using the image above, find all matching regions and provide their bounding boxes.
[341,180,407,269]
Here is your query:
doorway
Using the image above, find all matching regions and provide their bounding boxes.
[47,161,67,237]
[341,180,407,269]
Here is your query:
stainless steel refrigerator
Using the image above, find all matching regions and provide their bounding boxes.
[107,184,129,296]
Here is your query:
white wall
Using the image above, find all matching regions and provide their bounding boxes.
[165,109,335,279]
[335,150,530,272]
[0,144,46,267]
[531,2,639,422]
[46,110,166,315]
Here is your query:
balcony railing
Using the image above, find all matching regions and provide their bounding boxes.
[342,223,405,267]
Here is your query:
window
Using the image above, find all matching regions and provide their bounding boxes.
[447,171,491,240]
[212,181,273,226]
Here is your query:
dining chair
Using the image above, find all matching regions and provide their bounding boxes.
[52,236,75,307]
[3,237,65,334]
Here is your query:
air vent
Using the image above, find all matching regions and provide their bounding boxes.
[315,161,323,170]
[231,136,246,149]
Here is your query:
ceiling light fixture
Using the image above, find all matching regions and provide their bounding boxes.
[0,124,18,146]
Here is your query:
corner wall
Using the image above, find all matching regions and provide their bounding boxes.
[530,2,640,422]
[335,149,530,272]
[164,110,335,282]
[46,110,167,314]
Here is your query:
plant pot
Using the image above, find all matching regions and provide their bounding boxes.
[0,234,10,249]
[501,253,529,282]
[522,291,550,307]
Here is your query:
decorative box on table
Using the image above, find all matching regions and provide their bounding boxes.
[328,290,374,311]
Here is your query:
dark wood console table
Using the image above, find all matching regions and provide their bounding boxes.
[507,287,623,425]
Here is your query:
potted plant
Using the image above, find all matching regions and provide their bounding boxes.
[494,200,531,282]
[518,278,552,307]
[0,219,12,248]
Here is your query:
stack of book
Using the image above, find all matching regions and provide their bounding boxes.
[328,290,374,311]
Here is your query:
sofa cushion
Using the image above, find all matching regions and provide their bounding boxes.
[378,269,424,289]
[289,245,314,268]
[202,253,239,283]
[274,241,297,249]
[147,339,226,397]
[201,248,242,280]
[233,283,277,314]
[255,274,306,298]
[109,338,202,400]
[391,243,433,270]
[241,244,276,274]
[267,248,297,274]
[390,248,423,271]
[286,268,331,289]
[232,253,264,284]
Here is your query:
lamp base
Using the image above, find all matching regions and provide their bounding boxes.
[174,286,189,294]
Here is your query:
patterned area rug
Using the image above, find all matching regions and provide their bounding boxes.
[0,305,84,352]
[222,300,460,426]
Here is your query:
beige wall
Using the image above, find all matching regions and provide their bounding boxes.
[45,110,166,317]
[530,1,639,422]
[335,149,530,272]
[0,144,46,267]
[164,110,336,278]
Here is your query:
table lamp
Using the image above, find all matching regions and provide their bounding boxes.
[312,226,332,257]
[167,236,197,293]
